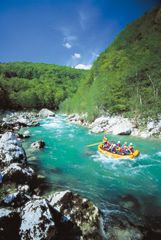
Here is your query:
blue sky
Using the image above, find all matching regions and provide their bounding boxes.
[0,0,160,69]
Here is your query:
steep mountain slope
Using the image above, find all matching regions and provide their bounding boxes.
[60,4,161,121]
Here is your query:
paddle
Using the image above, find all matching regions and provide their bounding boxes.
[85,142,102,147]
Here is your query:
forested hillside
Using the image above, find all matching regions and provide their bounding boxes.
[0,62,87,110]
[59,4,161,121]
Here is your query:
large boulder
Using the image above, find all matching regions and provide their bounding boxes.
[39,108,55,117]
[48,190,103,240]
[113,119,133,135]
[1,163,35,184]
[19,195,81,240]
[0,208,21,240]
[0,132,27,167]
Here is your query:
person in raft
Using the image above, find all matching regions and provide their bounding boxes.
[103,135,108,144]
[111,144,116,153]
[103,135,110,149]
[121,142,131,154]
[128,143,134,153]
[115,141,121,153]
[108,141,114,152]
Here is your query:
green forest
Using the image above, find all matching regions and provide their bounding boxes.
[0,62,88,110]
[60,4,161,121]
[1,4,161,121]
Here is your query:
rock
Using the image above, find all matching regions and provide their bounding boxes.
[23,130,30,135]
[27,156,38,161]
[108,116,121,126]
[90,126,104,133]
[90,116,109,128]
[65,113,88,126]
[131,128,140,136]
[15,132,31,139]
[0,208,21,240]
[39,108,55,117]
[65,113,76,120]
[140,130,151,138]
[18,184,30,195]
[1,163,35,184]
[113,119,133,135]
[30,140,45,149]
[0,132,27,167]
[16,118,32,126]
[19,195,81,240]
[48,190,103,240]
[1,191,31,207]
[147,121,155,131]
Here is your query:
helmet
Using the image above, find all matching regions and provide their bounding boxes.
[124,142,127,144]
[130,143,133,145]
[118,141,120,143]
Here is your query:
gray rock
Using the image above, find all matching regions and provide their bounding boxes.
[23,130,30,135]
[113,119,133,135]
[39,108,55,117]
[0,132,27,166]
[147,121,155,131]
[1,163,35,184]
[19,195,80,240]
[140,130,151,138]
[90,126,104,133]
[48,190,103,240]
[30,140,45,149]
[1,191,31,207]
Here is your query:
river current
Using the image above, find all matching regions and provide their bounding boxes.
[21,115,161,235]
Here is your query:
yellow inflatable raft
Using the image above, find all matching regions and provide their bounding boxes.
[98,144,140,159]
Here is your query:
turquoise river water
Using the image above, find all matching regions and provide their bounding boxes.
[21,115,161,235]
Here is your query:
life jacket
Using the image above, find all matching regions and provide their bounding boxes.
[103,137,108,143]
[120,147,124,153]
[117,143,121,147]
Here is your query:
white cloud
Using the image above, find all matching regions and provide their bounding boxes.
[63,43,72,48]
[72,53,81,59]
[75,64,92,70]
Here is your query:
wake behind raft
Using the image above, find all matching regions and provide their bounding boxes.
[85,140,140,159]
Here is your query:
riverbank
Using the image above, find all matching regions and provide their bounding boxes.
[64,113,161,139]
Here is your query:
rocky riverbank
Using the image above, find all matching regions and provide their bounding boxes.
[65,113,161,139]
[0,109,104,240]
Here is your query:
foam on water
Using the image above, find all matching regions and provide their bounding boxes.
[156,151,161,156]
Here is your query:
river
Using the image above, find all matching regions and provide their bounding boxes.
[21,115,161,236]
